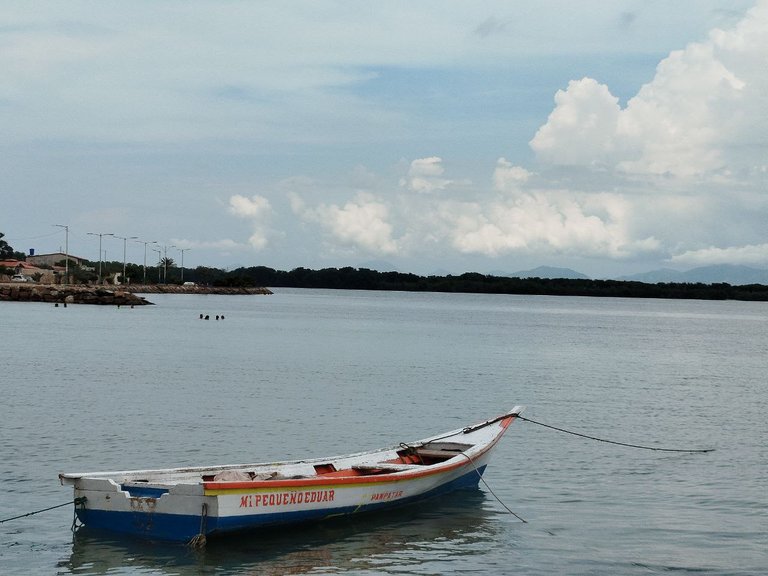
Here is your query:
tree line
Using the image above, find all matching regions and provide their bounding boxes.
[205,265,768,301]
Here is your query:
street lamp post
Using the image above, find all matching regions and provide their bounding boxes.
[151,248,162,283]
[87,232,113,284]
[114,235,138,285]
[53,224,69,284]
[135,239,157,285]
[177,248,190,282]
[163,245,173,284]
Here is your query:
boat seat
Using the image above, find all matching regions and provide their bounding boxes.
[414,449,466,460]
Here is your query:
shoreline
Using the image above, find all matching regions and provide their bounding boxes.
[125,284,272,295]
[0,283,272,305]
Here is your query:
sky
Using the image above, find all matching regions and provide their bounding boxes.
[1,0,766,278]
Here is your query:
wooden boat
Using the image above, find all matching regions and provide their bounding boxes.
[59,407,523,544]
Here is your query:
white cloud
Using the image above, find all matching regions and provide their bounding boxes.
[292,192,398,255]
[616,43,745,176]
[400,157,452,193]
[288,153,667,264]
[493,158,532,192]
[229,194,271,218]
[670,243,768,266]
[228,194,273,250]
[437,191,657,259]
[530,0,768,179]
[530,78,621,167]
[170,238,243,251]
[245,231,268,250]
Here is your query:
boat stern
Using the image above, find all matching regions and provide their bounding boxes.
[60,474,214,542]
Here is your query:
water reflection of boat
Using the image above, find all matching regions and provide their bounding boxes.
[63,493,503,575]
[60,408,523,543]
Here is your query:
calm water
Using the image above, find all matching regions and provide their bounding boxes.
[1,289,766,575]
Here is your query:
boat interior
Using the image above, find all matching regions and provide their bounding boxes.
[108,441,477,497]
[198,441,474,482]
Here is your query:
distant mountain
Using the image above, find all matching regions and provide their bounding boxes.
[617,268,687,283]
[619,264,768,285]
[508,265,590,280]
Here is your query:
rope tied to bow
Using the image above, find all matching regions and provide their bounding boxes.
[516,415,714,453]
[0,497,87,525]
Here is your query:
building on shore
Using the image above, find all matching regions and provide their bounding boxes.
[1,251,96,284]
[26,251,85,267]
[0,259,47,281]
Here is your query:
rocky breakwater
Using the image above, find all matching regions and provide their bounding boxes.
[0,283,153,306]
[126,285,272,295]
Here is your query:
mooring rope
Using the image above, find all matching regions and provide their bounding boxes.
[0,497,87,524]
[426,413,516,445]
[399,442,424,464]
[516,415,714,453]
[459,452,527,523]
[72,496,86,532]
[187,503,208,548]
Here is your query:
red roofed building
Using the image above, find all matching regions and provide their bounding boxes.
[1,259,62,283]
